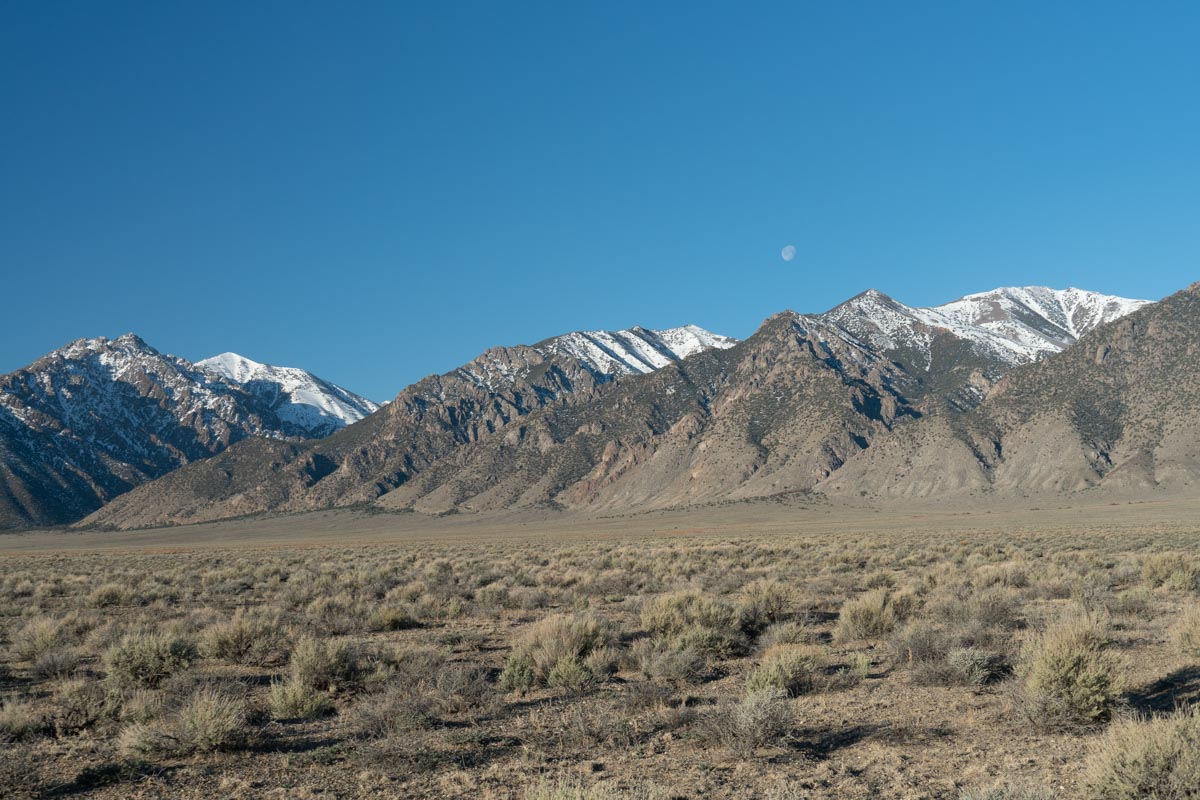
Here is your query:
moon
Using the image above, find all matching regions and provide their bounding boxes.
[781,244,796,262]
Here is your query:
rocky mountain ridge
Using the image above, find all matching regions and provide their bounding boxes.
[79,283,1184,531]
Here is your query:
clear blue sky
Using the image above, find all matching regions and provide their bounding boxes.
[3,3,1198,401]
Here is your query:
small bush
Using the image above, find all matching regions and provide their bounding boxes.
[0,696,42,742]
[10,616,71,662]
[701,688,796,756]
[104,632,197,689]
[630,637,707,685]
[350,684,434,738]
[1019,617,1124,730]
[120,686,248,756]
[1171,604,1200,658]
[834,651,872,687]
[499,653,536,692]
[835,589,900,642]
[641,591,747,653]
[200,609,288,666]
[745,645,821,697]
[946,647,1006,689]
[90,583,132,607]
[430,662,494,713]
[32,646,80,680]
[740,579,794,633]
[173,686,249,752]
[289,636,362,691]
[268,678,334,720]
[1142,554,1200,591]
[758,620,816,650]
[367,605,419,632]
[959,785,1054,800]
[501,613,613,692]
[1082,706,1200,800]
[524,779,666,800]
[53,679,107,731]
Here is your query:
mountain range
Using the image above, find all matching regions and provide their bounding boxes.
[0,337,377,528]
[4,283,1193,530]
[0,282,1178,532]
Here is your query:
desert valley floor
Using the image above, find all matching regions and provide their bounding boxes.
[2,494,1199,799]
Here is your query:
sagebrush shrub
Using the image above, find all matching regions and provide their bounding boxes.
[0,695,42,742]
[629,637,707,685]
[10,616,73,662]
[701,688,795,756]
[501,613,613,691]
[200,609,288,665]
[641,591,744,639]
[758,620,816,650]
[740,579,794,633]
[367,605,419,632]
[1019,617,1124,730]
[120,686,248,756]
[744,645,821,697]
[350,684,434,738]
[1171,604,1200,657]
[32,646,80,680]
[103,632,197,689]
[268,678,334,720]
[958,784,1054,800]
[1082,706,1200,800]
[53,679,107,732]
[289,636,363,691]
[835,589,900,642]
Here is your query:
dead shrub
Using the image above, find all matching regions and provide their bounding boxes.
[700,688,796,756]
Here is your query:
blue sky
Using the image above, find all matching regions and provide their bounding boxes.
[2,3,1198,401]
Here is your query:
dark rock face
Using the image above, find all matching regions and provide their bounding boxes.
[0,335,282,528]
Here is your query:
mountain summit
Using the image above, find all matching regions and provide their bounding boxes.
[197,353,380,438]
[77,283,1162,530]
[0,337,381,528]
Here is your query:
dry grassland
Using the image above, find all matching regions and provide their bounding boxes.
[2,497,1199,799]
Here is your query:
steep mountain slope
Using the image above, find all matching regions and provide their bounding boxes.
[821,286,1150,408]
[535,324,738,378]
[197,353,380,438]
[82,324,739,528]
[0,335,283,528]
[84,312,917,527]
[821,282,1200,499]
[78,284,1165,530]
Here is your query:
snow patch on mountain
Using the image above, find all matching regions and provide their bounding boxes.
[197,353,380,438]
[541,324,738,377]
[823,286,1150,371]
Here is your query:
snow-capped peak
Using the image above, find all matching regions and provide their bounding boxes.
[540,324,738,377]
[197,352,380,437]
[820,286,1151,372]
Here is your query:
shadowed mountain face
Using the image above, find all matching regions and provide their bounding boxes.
[0,335,284,528]
[821,282,1200,499]
[0,324,736,530]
